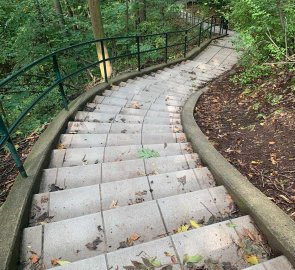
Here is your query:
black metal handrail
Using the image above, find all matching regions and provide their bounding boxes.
[0,15,228,177]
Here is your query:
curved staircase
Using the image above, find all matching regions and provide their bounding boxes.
[19,36,294,270]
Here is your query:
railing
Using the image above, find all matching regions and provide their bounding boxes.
[0,15,228,177]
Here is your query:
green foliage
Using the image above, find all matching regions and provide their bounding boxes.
[1,0,192,142]
[229,0,295,64]
[138,148,160,159]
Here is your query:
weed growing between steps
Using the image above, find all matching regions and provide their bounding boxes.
[196,65,295,220]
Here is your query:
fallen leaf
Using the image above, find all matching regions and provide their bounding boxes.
[190,219,201,228]
[177,224,189,233]
[245,255,259,265]
[110,200,118,209]
[226,222,237,228]
[164,251,173,257]
[56,260,71,266]
[129,233,140,241]
[51,258,70,266]
[57,143,66,149]
[171,255,177,264]
[183,254,203,264]
[270,153,277,165]
[85,237,103,250]
[244,228,256,241]
[29,254,39,264]
[269,141,276,145]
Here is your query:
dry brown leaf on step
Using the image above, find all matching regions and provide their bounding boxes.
[110,200,118,209]
[177,136,186,143]
[171,255,177,263]
[131,101,141,109]
[243,228,256,241]
[57,143,66,149]
[164,251,173,257]
[29,254,39,264]
[173,126,181,133]
[129,232,140,241]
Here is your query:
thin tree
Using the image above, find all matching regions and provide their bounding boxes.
[88,0,112,79]
[53,0,66,28]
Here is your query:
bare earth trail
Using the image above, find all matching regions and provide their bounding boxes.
[20,35,294,270]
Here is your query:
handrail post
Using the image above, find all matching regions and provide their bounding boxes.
[210,16,213,38]
[198,21,203,46]
[136,36,141,71]
[0,115,27,178]
[184,30,188,58]
[165,33,168,63]
[219,16,223,35]
[52,54,68,110]
[100,40,108,83]
[0,98,9,127]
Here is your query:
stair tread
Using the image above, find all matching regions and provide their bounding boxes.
[40,154,201,193]
[22,215,265,269]
[30,181,222,225]
[57,132,186,149]
[67,121,183,134]
[49,142,193,168]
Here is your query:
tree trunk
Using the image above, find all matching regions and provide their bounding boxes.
[88,0,112,79]
[139,0,146,23]
[125,0,129,33]
[53,0,66,28]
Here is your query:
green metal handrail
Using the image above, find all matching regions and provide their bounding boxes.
[0,15,228,177]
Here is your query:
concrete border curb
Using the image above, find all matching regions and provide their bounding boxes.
[181,88,295,266]
[0,34,226,270]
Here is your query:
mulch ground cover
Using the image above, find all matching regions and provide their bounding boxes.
[195,66,295,220]
[0,127,46,207]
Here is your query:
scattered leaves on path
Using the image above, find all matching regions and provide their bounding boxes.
[51,258,71,266]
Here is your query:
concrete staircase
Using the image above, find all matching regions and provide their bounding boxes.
[19,37,294,270]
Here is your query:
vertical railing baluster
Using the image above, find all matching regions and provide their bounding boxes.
[198,22,203,46]
[210,16,213,38]
[184,30,188,57]
[52,54,68,110]
[136,36,141,71]
[0,115,27,178]
[165,33,168,63]
[101,40,108,83]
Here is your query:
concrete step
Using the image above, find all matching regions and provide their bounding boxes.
[67,121,183,134]
[74,111,181,125]
[86,101,182,113]
[49,142,193,168]
[57,132,187,149]
[243,256,294,270]
[102,88,189,103]
[29,183,228,226]
[21,215,267,270]
[92,95,186,109]
[39,154,202,193]
[76,109,181,119]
